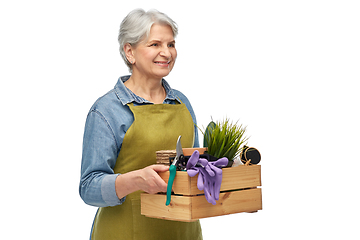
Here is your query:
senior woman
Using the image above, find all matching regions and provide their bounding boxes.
[80,9,202,240]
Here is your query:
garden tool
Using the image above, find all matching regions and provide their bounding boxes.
[166,135,184,206]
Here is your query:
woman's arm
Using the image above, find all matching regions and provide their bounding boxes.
[80,110,169,207]
[80,110,122,207]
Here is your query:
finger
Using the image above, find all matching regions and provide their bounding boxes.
[214,175,222,200]
[197,172,204,190]
[204,179,216,205]
[209,164,221,175]
[152,173,168,192]
[212,157,229,168]
[187,168,199,177]
[210,180,216,200]
[198,159,215,177]
[186,150,199,169]
[205,165,215,177]
[150,164,170,173]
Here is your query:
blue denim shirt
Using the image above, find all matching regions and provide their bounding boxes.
[80,75,199,207]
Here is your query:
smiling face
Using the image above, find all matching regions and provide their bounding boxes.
[125,24,177,80]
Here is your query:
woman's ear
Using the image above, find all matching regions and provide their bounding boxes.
[124,43,135,64]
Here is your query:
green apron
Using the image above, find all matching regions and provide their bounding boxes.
[91,102,203,240]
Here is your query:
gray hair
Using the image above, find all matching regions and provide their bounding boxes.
[118,9,178,72]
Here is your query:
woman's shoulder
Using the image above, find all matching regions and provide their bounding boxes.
[91,89,117,111]
[172,88,187,100]
[171,89,192,107]
[88,88,130,120]
[90,76,131,112]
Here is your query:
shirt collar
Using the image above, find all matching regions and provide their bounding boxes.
[114,75,181,105]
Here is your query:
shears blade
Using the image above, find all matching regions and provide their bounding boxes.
[171,135,183,166]
[175,135,183,162]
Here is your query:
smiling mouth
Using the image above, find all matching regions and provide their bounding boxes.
[154,61,170,65]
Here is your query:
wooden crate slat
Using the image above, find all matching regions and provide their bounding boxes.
[141,188,262,222]
[141,193,193,222]
[158,165,261,196]
[191,188,262,219]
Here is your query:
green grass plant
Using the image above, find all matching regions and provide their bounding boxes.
[201,118,249,161]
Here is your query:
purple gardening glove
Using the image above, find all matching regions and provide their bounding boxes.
[186,151,216,204]
[186,151,228,205]
[187,151,214,177]
[208,157,228,201]
[198,167,216,204]
[186,150,200,177]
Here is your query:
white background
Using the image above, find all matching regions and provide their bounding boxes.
[1,0,359,239]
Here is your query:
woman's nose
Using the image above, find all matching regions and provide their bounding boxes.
[160,47,171,58]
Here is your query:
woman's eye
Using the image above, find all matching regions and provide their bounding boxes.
[151,43,158,47]
[168,43,175,48]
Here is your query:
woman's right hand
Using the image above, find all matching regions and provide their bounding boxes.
[136,165,169,194]
[115,164,169,199]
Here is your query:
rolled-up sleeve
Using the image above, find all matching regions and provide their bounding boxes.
[79,110,125,207]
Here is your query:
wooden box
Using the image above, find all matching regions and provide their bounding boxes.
[141,162,262,222]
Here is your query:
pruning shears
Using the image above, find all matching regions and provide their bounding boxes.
[166,135,184,206]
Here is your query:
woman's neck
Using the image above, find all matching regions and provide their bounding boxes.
[124,74,166,104]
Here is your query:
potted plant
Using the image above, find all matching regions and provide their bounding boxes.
[201,118,249,167]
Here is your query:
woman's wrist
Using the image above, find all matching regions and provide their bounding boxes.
[115,170,141,200]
